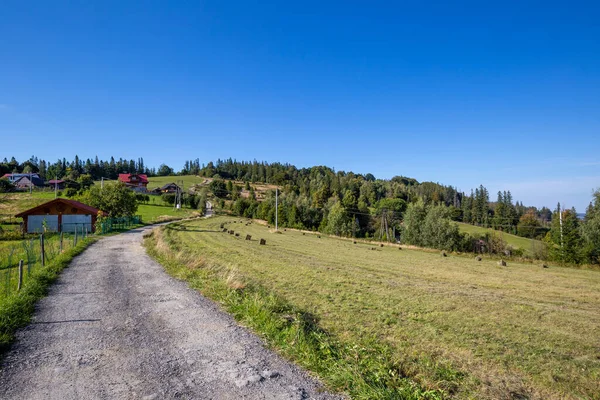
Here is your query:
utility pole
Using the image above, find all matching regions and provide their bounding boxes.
[101,177,104,189]
[559,202,564,248]
[29,172,32,194]
[275,188,278,231]
[54,175,58,198]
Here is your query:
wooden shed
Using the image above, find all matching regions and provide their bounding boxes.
[15,198,101,233]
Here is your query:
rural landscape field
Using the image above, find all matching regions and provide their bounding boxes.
[2,2,599,399]
[147,216,600,399]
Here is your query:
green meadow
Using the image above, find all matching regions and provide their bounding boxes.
[149,215,600,399]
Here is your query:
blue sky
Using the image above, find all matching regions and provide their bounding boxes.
[1,1,598,211]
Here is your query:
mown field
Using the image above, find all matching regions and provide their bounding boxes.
[457,222,543,257]
[153,216,600,399]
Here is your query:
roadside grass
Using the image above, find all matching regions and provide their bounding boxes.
[457,222,543,256]
[0,237,97,357]
[145,225,443,400]
[0,234,79,271]
[147,216,600,399]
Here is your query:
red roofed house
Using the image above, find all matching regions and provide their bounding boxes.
[15,198,101,233]
[47,179,66,189]
[118,174,149,192]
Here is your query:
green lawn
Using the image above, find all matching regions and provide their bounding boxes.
[151,216,600,399]
[137,203,200,223]
[146,174,209,191]
[457,222,543,257]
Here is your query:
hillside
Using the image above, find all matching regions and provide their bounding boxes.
[150,216,600,399]
[457,222,544,257]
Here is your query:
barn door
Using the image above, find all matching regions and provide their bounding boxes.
[27,215,59,233]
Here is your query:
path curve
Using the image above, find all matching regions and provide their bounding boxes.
[0,226,341,400]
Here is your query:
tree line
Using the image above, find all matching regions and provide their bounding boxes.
[2,155,599,264]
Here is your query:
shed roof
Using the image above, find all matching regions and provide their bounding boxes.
[15,198,101,218]
[160,183,180,190]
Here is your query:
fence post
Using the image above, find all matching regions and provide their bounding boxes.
[60,232,63,252]
[74,227,78,246]
[18,260,23,291]
[40,234,45,267]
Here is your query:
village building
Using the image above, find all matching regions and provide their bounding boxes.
[159,183,180,193]
[15,198,101,233]
[118,173,149,192]
[47,179,66,189]
[2,173,44,188]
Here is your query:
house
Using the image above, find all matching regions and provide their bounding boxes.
[2,173,44,188]
[15,198,101,233]
[118,173,149,191]
[47,179,66,190]
[14,175,45,189]
[160,183,180,193]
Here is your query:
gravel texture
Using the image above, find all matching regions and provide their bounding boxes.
[0,226,342,400]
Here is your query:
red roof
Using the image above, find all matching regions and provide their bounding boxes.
[118,174,149,184]
[15,198,101,217]
[48,179,65,184]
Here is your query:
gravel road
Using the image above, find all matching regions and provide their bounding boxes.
[0,226,341,400]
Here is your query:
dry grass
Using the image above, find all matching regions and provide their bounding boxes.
[157,216,600,399]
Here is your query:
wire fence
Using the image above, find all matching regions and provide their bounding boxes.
[98,215,142,233]
[0,231,89,299]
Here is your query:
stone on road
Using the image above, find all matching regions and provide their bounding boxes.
[0,226,341,400]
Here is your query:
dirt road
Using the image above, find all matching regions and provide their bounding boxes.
[0,226,340,400]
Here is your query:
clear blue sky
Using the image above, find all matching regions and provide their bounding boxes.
[1,1,598,211]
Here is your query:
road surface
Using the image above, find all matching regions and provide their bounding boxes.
[0,225,340,400]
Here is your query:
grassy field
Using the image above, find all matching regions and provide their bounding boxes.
[146,174,208,190]
[137,203,200,223]
[150,216,600,399]
[457,222,543,257]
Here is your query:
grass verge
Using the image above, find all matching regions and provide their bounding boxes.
[0,237,98,358]
[144,225,444,399]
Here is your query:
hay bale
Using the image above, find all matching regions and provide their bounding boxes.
[267,225,271,228]
[380,243,384,247]
[246,235,252,240]
[222,228,227,232]
[353,241,357,244]
[498,259,507,267]
[542,264,549,268]
[398,247,402,250]
[441,251,447,257]
[317,235,321,238]
[235,233,239,237]
[284,228,286,231]
[220,223,224,229]
[302,232,305,235]
[260,238,266,245]
[475,256,482,261]
[229,230,234,235]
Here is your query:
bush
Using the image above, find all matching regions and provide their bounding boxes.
[161,193,176,205]
[65,188,78,198]
[0,178,14,193]
[79,181,138,217]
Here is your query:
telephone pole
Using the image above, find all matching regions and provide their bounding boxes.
[275,188,278,231]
